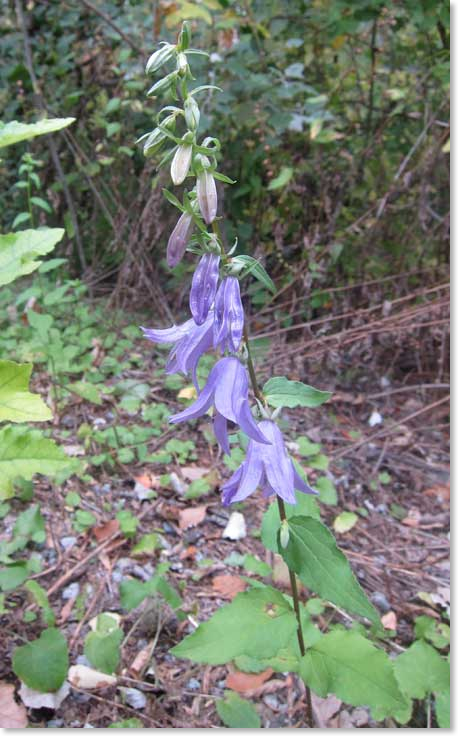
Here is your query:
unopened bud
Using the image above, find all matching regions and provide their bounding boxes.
[184,96,200,131]
[280,520,290,549]
[177,21,191,51]
[147,71,178,97]
[171,144,193,185]
[177,52,189,77]
[197,169,217,223]
[167,211,194,267]
[146,43,176,74]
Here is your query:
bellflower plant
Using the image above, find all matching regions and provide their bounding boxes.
[138,23,410,729]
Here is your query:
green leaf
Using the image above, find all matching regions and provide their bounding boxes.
[73,509,97,532]
[109,719,143,728]
[0,563,28,591]
[435,688,450,728]
[314,476,338,505]
[0,228,65,286]
[333,511,358,533]
[300,630,410,722]
[216,691,261,728]
[38,257,67,273]
[12,212,31,228]
[414,616,450,649]
[84,626,123,674]
[171,586,296,664]
[0,426,71,494]
[116,510,139,538]
[66,381,102,405]
[0,360,52,423]
[12,628,69,692]
[243,554,272,577]
[279,516,379,624]
[393,640,449,700]
[0,118,75,148]
[261,494,320,553]
[267,166,293,190]
[24,580,55,626]
[132,533,161,556]
[231,255,276,294]
[30,196,52,214]
[43,283,70,306]
[14,504,45,543]
[296,436,321,457]
[263,377,332,409]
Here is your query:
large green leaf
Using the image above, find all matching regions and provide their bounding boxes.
[171,586,297,664]
[216,691,261,728]
[0,426,72,495]
[0,360,52,423]
[84,626,123,675]
[279,516,379,624]
[263,377,332,409]
[12,628,69,692]
[0,228,65,286]
[0,118,75,148]
[300,630,410,722]
[393,640,450,700]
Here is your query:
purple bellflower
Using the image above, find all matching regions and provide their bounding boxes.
[141,313,213,388]
[169,356,270,454]
[214,276,244,353]
[167,211,194,268]
[190,253,220,325]
[221,420,317,506]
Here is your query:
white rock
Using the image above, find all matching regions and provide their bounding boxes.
[134,481,154,501]
[222,512,246,540]
[118,687,147,709]
[368,410,383,427]
[19,681,70,709]
[380,375,391,389]
[68,665,117,690]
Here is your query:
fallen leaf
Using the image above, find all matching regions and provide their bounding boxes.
[424,482,450,503]
[178,505,207,530]
[0,683,28,728]
[68,665,117,690]
[226,668,273,693]
[222,511,246,540]
[333,511,358,534]
[381,611,397,630]
[93,519,120,542]
[272,554,291,587]
[179,545,197,561]
[134,473,159,489]
[19,682,70,710]
[181,466,209,481]
[311,693,342,726]
[63,444,85,456]
[178,385,197,400]
[212,575,247,600]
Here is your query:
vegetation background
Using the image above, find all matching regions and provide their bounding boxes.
[0,0,449,729]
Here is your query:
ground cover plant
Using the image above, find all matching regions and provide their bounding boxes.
[0,1,449,729]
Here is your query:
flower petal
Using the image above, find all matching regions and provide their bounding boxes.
[293,465,318,495]
[225,440,263,503]
[141,320,193,344]
[213,411,230,455]
[237,400,271,445]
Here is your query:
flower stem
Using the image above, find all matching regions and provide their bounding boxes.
[243,328,314,727]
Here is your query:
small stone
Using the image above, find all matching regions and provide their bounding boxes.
[380,375,391,389]
[222,512,246,540]
[93,417,106,427]
[111,571,123,584]
[76,654,91,667]
[169,472,187,495]
[162,522,177,535]
[132,565,152,581]
[62,582,80,600]
[186,678,200,691]
[371,592,391,613]
[368,410,383,427]
[119,687,147,710]
[263,694,279,710]
[134,481,154,502]
[47,719,64,728]
[60,536,77,550]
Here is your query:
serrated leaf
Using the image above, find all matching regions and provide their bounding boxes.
[263,377,332,409]
[12,628,68,692]
[300,630,410,721]
[279,516,379,624]
[0,118,75,148]
[0,360,52,422]
[0,426,72,493]
[0,228,65,286]
[393,640,449,700]
[171,586,296,664]
[216,691,261,728]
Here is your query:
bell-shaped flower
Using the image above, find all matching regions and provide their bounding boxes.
[167,211,194,268]
[197,165,217,223]
[190,253,220,325]
[141,313,213,388]
[169,356,269,454]
[221,420,317,506]
[171,144,193,185]
[213,276,244,353]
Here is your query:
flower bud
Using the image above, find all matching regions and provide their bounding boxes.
[142,127,167,157]
[177,21,191,51]
[146,43,176,74]
[214,277,244,352]
[177,52,189,77]
[190,253,220,325]
[167,211,194,267]
[171,144,193,185]
[197,168,217,223]
[184,96,200,131]
[147,71,178,97]
[280,520,290,549]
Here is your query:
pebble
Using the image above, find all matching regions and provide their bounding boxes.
[186,678,200,691]
[134,481,153,501]
[47,719,64,728]
[60,536,77,550]
[162,522,177,535]
[371,591,391,613]
[263,694,280,710]
[62,582,80,600]
[111,570,123,584]
[132,564,152,581]
[222,512,247,540]
[76,654,91,667]
[119,687,147,710]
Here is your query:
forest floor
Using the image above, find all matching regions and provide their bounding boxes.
[0,295,450,729]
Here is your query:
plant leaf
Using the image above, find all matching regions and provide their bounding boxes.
[279,516,379,624]
[0,360,52,423]
[12,628,69,693]
[0,228,65,286]
[393,640,450,700]
[0,118,75,148]
[0,426,72,495]
[216,691,261,728]
[263,377,332,409]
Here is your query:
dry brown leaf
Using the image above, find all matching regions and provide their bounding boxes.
[212,574,247,600]
[381,611,397,630]
[424,482,450,503]
[226,668,273,693]
[179,545,197,561]
[0,683,28,728]
[93,519,119,542]
[135,473,159,489]
[129,644,152,678]
[311,693,342,726]
[178,505,207,530]
[181,466,209,481]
